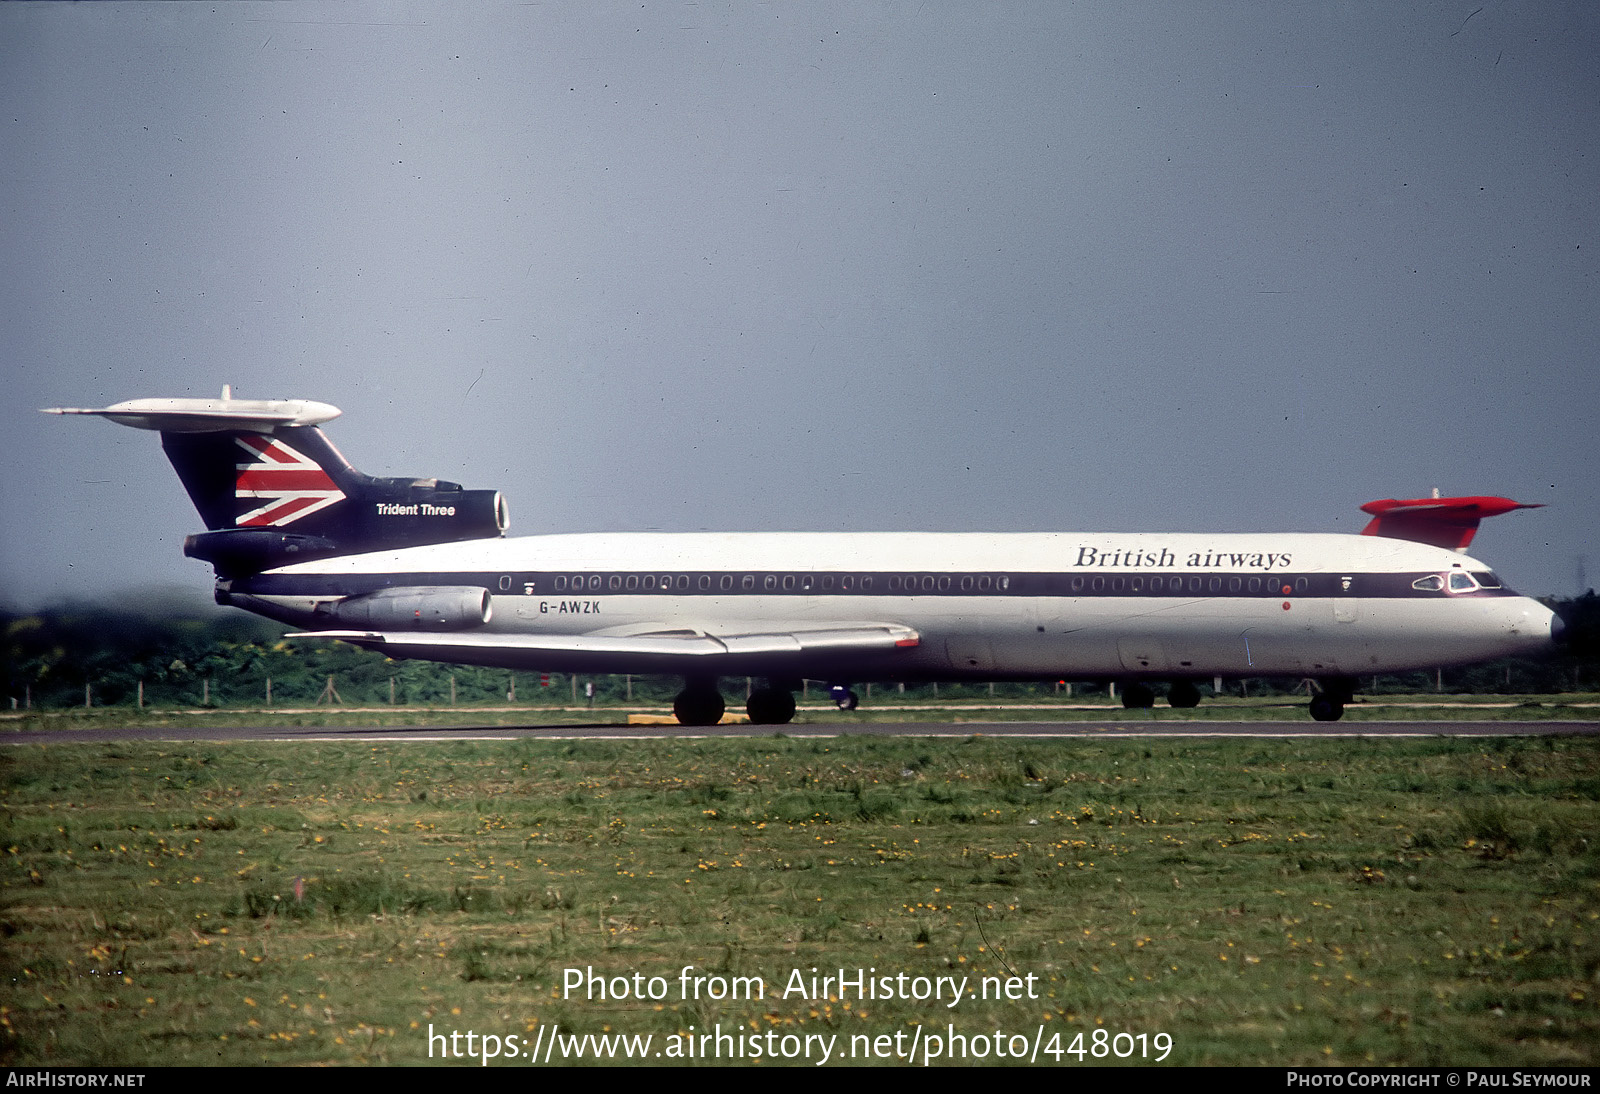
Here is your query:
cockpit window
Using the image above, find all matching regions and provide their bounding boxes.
[1471,571,1503,589]
[1412,575,1445,592]
[1448,572,1479,592]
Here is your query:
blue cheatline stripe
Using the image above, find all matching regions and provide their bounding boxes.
[232,568,1518,600]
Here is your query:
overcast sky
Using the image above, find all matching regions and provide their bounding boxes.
[2,1,1595,611]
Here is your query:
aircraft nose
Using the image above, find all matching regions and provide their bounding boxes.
[1550,608,1568,647]
[1500,598,1563,657]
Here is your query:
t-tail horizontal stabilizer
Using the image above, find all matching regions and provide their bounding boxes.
[1360,494,1541,552]
[44,389,508,575]
[42,395,342,433]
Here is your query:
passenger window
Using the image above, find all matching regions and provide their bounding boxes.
[1412,575,1445,592]
[719,575,732,591]
[554,576,568,591]
[741,575,754,590]
[841,575,854,591]
[588,575,602,591]
[764,574,778,591]
[782,575,795,591]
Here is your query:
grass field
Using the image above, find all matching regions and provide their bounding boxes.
[2,731,1597,1066]
[5,690,1600,731]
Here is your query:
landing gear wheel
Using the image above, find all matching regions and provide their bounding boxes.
[1309,676,1355,722]
[673,688,725,727]
[746,688,796,725]
[1308,696,1345,722]
[1168,680,1202,709]
[828,684,860,710]
[1121,682,1156,709]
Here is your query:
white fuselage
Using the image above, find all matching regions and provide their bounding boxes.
[227,530,1559,682]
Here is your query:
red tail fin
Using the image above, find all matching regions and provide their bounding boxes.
[1359,495,1540,551]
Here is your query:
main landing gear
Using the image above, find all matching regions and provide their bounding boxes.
[746,685,797,725]
[1119,681,1203,710]
[673,679,726,727]
[671,678,806,726]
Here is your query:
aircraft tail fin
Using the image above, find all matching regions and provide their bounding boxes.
[44,391,507,574]
[1359,494,1540,552]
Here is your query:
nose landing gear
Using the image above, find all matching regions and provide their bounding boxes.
[1309,677,1356,722]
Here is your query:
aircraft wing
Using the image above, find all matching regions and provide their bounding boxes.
[286,622,921,673]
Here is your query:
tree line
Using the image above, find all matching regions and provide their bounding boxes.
[4,594,1596,710]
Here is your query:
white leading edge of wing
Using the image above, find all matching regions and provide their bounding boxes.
[286,622,920,661]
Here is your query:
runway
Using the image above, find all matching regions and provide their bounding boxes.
[6,719,1598,745]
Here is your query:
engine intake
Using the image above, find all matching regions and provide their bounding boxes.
[357,483,509,549]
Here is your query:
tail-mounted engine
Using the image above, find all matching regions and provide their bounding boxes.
[313,586,494,631]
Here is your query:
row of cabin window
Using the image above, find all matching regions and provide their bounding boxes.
[544,573,1016,593]
[540,572,1310,595]
[1073,575,1311,595]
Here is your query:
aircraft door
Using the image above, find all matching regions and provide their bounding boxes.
[1333,575,1359,623]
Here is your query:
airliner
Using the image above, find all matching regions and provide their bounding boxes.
[45,392,1563,724]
